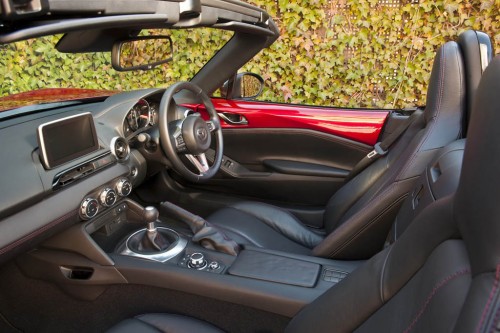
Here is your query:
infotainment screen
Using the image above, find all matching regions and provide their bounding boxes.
[37,113,100,169]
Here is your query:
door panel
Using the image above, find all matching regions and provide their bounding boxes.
[177,99,390,209]
[198,128,370,206]
[214,128,371,174]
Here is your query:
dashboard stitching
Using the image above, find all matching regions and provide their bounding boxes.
[0,209,78,255]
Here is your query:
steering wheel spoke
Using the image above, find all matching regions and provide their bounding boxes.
[170,120,187,153]
[185,153,210,174]
[206,120,219,132]
[173,134,187,153]
[172,131,187,153]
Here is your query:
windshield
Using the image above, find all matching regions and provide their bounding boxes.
[0,28,233,111]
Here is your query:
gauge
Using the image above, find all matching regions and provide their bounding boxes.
[126,99,151,132]
[149,102,159,125]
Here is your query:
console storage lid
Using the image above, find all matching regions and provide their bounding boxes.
[228,250,321,288]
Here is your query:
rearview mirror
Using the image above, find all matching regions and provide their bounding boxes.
[111,36,173,71]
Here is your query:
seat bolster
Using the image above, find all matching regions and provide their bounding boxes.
[107,314,223,333]
[230,201,324,248]
[354,240,470,333]
[453,273,500,333]
[286,246,392,333]
[457,30,494,133]
[286,197,460,333]
[107,318,161,333]
[313,179,415,259]
[421,41,465,149]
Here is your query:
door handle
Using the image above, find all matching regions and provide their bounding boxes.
[218,112,248,125]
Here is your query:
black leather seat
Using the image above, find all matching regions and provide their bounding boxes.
[386,30,494,244]
[107,314,223,333]
[457,30,494,134]
[286,54,500,333]
[108,55,500,333]
[207,40,467,259]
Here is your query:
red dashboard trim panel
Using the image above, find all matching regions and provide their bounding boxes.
[199,99,390,146]
[0,88,117,112]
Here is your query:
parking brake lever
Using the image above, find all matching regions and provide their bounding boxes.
[160,201,240,256]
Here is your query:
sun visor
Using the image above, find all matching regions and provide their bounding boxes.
[56,28,139,53]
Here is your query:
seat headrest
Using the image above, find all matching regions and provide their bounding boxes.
[455,56,500,276]
[458,30,494,135]
[421,41,465,149]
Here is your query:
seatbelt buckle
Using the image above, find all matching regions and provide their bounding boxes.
[367,142,388,159]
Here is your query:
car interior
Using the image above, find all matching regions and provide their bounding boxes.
[0,1,498,332]
[206,39,468,260]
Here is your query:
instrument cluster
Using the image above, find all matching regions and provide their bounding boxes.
[123,99,159,136]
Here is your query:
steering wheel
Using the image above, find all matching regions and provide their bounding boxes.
[158,81,223,182]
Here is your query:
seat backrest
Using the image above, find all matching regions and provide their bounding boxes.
[285,55,500,333]
[315,41,466,259]
[388,138,465,242]
[457,30,494,135]
[388,30,493,244]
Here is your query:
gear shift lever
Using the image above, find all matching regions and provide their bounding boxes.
[138,206,170,252]
[145,206,159,232]
[120,205,188,262]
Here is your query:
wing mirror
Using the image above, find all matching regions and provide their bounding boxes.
[111,36,173,71]
[221,72,264,100]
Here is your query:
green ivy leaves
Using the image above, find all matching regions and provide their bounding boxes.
[0,29,232,97]
[244,0,500,109]
[0,2,498,110]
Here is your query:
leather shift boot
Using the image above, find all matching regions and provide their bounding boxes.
[160,201,240,256]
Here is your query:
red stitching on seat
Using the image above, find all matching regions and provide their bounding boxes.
[493,303,500,333]
[476,264,500,333]
[403,267,470,333]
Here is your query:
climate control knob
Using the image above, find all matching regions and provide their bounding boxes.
[99,188,117,207]
[188,252,207,269]
[80,198,99,220]
[116,178,132,197]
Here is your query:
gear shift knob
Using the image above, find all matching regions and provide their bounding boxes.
[143,206,159,231]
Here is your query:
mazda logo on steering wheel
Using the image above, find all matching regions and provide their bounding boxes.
[196,127,208,141]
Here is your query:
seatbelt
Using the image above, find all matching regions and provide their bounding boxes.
[346,109,422,181]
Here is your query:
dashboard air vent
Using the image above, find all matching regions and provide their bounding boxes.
[110,137,130,162]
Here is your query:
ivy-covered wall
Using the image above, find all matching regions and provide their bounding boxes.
[0,29,232,95]
[244,0,500,108]
[0,0,498,109]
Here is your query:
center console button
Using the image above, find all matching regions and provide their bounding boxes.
[208,261,220,270]
[80,198,99,220]
[116,178,132,196]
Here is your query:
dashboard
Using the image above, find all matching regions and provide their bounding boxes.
[0,88,169,263]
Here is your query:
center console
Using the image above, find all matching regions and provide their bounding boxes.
[16,196,361,317]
